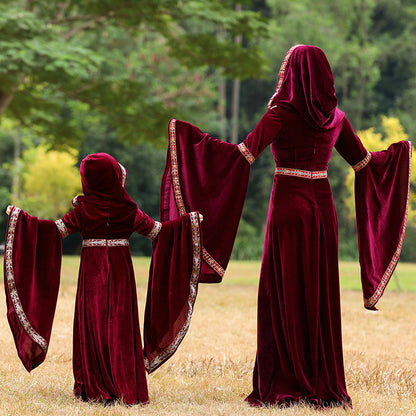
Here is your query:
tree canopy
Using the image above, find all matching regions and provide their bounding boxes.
[0,0,415,260]
[0,0,269,145]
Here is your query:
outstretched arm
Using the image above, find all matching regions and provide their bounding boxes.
[335,115,412,310]
[241,108,282,161]
[335,116,368,167]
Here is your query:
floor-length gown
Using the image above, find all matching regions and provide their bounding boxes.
[244,108,361,407]
[4,153,203,405]
[157,45,411,407]
[159,107,411,409]
[160,107,410,407]
[58,201,155,404]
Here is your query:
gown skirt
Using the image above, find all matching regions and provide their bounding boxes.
[247,174,350,406]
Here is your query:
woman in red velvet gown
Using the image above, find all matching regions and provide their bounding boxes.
[159,45,411,408]
[4,153,202,405]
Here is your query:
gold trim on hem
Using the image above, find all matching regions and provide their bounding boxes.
[364,141,412,309]
[5,207,49,352]
[144,211,201,373]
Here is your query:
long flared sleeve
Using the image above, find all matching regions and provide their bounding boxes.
[335,117,412,309]
[143,212,201,373]
[161,119,250,283]
[4,206,62,372]
[161,111,281,283]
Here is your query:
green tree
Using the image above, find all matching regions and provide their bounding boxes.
[234,0,416,260]
[0,0,269,147]
[0,127,15,239]
[14,145,81,219]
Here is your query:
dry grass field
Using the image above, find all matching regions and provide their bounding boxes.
[0,257,415,415]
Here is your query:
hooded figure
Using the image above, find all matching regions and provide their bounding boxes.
[5,153,202,405]
[159,45,411,408]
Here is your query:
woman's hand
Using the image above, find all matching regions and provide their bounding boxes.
[199,213,204,222]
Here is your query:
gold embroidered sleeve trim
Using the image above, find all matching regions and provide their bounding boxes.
[168,118,225,279]
[5,207,49,352]
[202,248,225,278]
[169,119,187,216]
[147,221,162,240]
[364,141,412,309]
[144,211,201,373]
[352,151,371,172]
[238,143,255,165]
[55,219,69,238]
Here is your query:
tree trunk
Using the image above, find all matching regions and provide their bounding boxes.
[11,133,21,202]
[230,77,240,143]
[230,4,242,144]
[218,78,227,141]
[217,23,227,141]
[0,91,14,114]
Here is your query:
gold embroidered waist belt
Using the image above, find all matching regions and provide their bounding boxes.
[82,238,129,247]
[274,167,327,179]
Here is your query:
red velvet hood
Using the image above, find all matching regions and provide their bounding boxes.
[268,45,344,130]
[79,153,137,208]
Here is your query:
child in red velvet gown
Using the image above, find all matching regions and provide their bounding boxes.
[5,152,202,405]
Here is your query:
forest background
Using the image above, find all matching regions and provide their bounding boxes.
[0,0,415,261]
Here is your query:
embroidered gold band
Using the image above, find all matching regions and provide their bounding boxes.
[82,239,129,247]
[352,151,371,172]
[146,221,162,240]
[144,211,201,373]
[5,207,49,352]
[364,141,412,309]
[55,219,69,238]
[202,248,225,278]
[169,119,187,216]
[168,118,225,279]
[275,167,327,179]
[238,143,255,165]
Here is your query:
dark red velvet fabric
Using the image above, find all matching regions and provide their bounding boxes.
[243,47,410,406]
[4,153,204,405]
[59,154,156,404]
[244,107,351,407]
[355,141,412,309]
[268,45,345,130]
[166,45,411,408]
[335,119,412,309]
[79,152,137,208]
[4,207,61,372]
[160,119,250,283]
[143,212,201,373]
